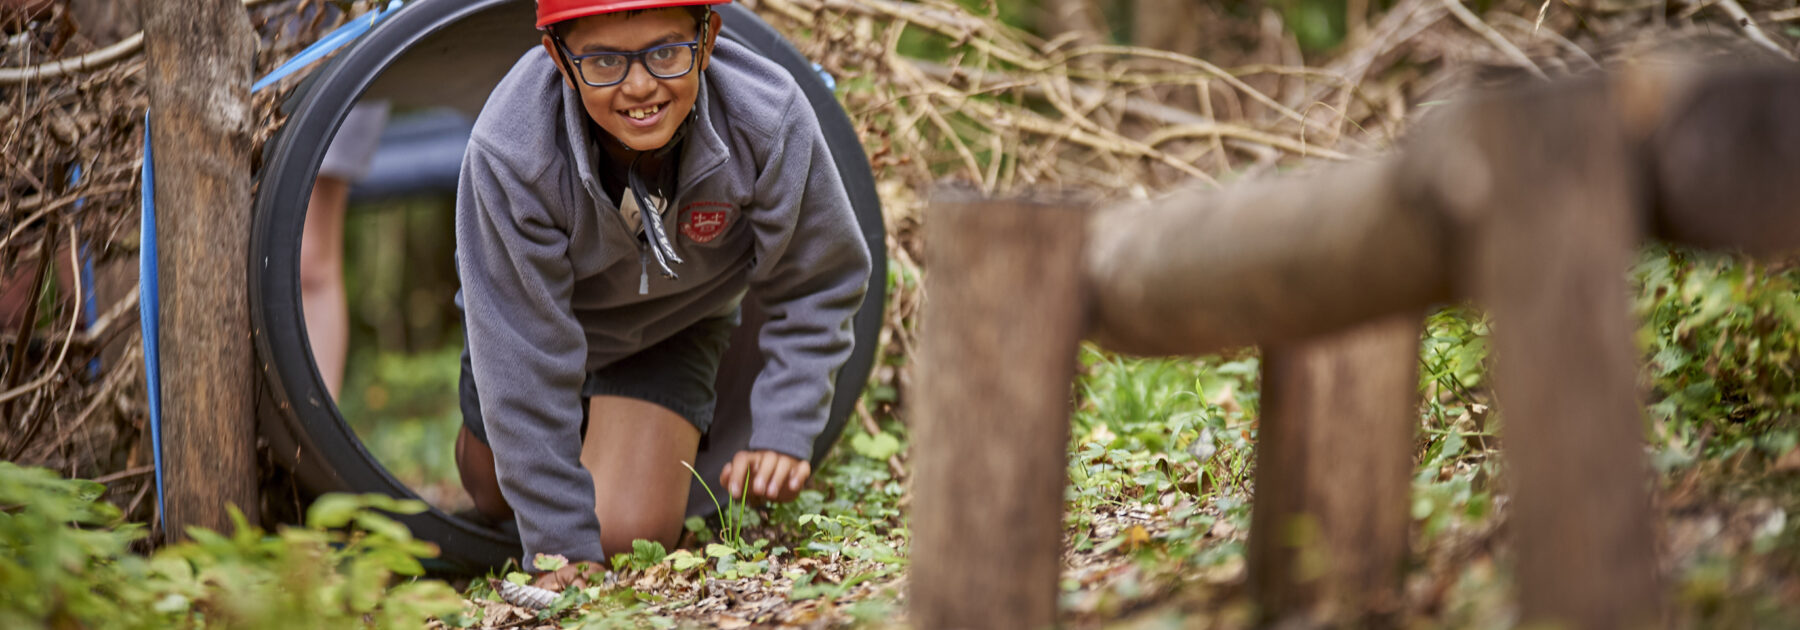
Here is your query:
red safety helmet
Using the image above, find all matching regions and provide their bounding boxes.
[537,0,730,29]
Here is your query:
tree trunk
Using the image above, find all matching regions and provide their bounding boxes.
[910,192,1088,630]
[143,0,259,537]
[1249,314,1419,625]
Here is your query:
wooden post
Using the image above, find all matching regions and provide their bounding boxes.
[1448,82,1661,629]
[143,0,259,536]
[1248,314,1419,625]
[911,192,1088,630]
[1643,68,1800,256]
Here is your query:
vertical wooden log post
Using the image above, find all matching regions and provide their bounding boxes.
[1444,82,1661,628]
[911,192,1088,630]
[143,0,259,535]
[1248,314,1419,624]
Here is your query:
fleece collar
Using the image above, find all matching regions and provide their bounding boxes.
[559,66,732,217]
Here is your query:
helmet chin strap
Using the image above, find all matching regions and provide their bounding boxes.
[579,9,713,284]
[619,68,705,281]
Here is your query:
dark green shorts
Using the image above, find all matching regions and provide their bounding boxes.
[458,313,738,446]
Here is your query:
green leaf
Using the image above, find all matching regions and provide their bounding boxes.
[152,593,190,614]
[667,550,707,571]
[354,512,414,543]
[363,494,430,515]
[533,553,569,572]
[369,547,427,575]
[850,431,902,461]
[631,539,668,567]
[306,494,364,529]
[72,479,107,504]
[705,543,737,559]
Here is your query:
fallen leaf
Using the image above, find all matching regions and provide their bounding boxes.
[1209,519,1239,539]
[1123,525,1151,551]
[1774,446,1800,472]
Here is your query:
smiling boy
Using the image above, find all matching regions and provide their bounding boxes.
[452,0,870,586]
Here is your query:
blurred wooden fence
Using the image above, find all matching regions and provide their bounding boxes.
[911,64,1800,629]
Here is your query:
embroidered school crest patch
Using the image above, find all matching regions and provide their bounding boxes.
[680,202,732,244]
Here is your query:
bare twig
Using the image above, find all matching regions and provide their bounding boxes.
[1715,0,1797,61]
[93,464,154,485]
[0,223,84,405]
[0,0,323,85]
[0,32,144,85]
[1495,13,1601,72]
[1143,123,1354,161]
[1440,0,1549,79]
[24,344,146,463]
[0,183,138,254]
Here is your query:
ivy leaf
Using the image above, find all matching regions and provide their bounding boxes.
[850,431,902,461]
[667,550,707,571]
[305,494,363,529]
[632,539,668,567]
[354,512,413,543]
[533,553,569,572]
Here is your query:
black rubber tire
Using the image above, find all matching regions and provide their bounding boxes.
[249,0,886,574]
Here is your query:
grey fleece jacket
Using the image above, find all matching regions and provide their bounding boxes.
[455,39,871,564]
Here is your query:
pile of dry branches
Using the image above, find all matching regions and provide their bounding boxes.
[0,0,1793,523]
[745,0,1796,420]
[0,0,371,524]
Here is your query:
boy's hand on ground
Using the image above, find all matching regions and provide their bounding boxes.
[531,561,605,592]
[720,450,811,503]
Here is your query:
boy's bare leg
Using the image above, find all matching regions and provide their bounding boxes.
[452,396,699,555]
[301,176,350,398]
[583,395,700,558]
[455,427,514,521]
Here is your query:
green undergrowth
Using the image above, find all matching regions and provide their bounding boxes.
[12,248,1800,628]
[0,462,461,629]
[1022,246,1800,625]
[454,413,913,628]
[1638,247,1800,468]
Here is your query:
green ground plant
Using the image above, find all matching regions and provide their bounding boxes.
[0,462,462,630]
[14,245,1800,627]
[1636,247,1800,466]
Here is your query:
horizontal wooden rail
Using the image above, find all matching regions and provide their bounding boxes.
[1085,65,1800,358]
[915,63,1800,629]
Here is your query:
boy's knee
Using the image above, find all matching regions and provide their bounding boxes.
[599,514,683,556]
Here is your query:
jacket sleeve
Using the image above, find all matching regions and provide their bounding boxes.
[455,139,604,563]
[743,94,874,460]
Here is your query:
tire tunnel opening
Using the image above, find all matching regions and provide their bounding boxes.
[249,0,887,574]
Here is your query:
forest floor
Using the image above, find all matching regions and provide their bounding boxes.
[425,0,1800,625]
[7,0,1800,628]
[441,333,1800,629]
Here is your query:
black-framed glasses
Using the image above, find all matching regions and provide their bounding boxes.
[552,31,704,88]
